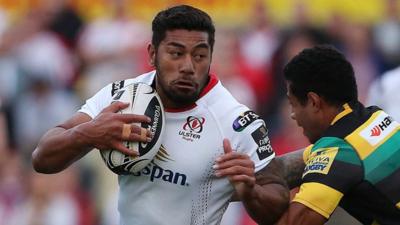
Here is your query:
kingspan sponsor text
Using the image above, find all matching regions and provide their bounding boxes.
[132,162,189,186]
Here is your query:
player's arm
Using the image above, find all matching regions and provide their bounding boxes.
[246,156,291,225]
[273,150,329,225]
[215,139,289,225]
[275,149,306,189]
[273,151,328,225]
[275,202,326,225]
[32,102,151,174]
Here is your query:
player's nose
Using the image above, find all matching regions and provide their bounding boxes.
[179,55,195,74]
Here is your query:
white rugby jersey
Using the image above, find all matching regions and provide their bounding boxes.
[79,71,275,225]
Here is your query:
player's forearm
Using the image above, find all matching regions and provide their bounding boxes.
[275,202,327,225]
[276,149,305,189]
[242,183,289,225]
[32,124,93,174]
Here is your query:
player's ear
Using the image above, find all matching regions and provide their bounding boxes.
[147,43,155,67]
[307,92,322,112]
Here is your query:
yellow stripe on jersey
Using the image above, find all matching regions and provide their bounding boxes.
[345,111,381,160]
[331,103,353,125]
[293,182,343,219]
[303,145,313,163]
[396,201,400,209]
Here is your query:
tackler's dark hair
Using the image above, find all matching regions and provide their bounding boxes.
[284,45,358,106]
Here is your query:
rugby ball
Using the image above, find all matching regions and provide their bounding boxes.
[100,82,165,175]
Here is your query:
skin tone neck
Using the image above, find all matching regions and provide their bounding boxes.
[147,29,212,109]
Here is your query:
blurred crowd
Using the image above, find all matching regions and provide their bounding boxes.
[0,0,400,225]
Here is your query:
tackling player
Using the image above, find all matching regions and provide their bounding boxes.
[275,45,400,225]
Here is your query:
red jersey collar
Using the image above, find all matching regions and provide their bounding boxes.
[164,74,219,113]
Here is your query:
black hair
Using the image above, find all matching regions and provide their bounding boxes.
[151,5,215,51]
[283,45,358,106]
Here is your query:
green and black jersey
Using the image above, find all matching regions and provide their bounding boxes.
[293,101,400,225]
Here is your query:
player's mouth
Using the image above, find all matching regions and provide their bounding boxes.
[174,80,197,92]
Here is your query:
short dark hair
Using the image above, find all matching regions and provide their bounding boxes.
[151,5,215,51]
[283,45,358,106]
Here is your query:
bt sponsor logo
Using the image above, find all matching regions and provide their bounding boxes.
[232,111,260,132]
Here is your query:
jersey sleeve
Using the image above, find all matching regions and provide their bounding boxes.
[78,83,114,119]
[293,137,363,218]
[230,110,275,173]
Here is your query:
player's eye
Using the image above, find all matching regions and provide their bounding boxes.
[193,54,206,60]
[193,50,208,61]
[169,51,182,58]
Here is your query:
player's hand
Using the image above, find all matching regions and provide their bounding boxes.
[79,101,152,156]
[214,139,256,200]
